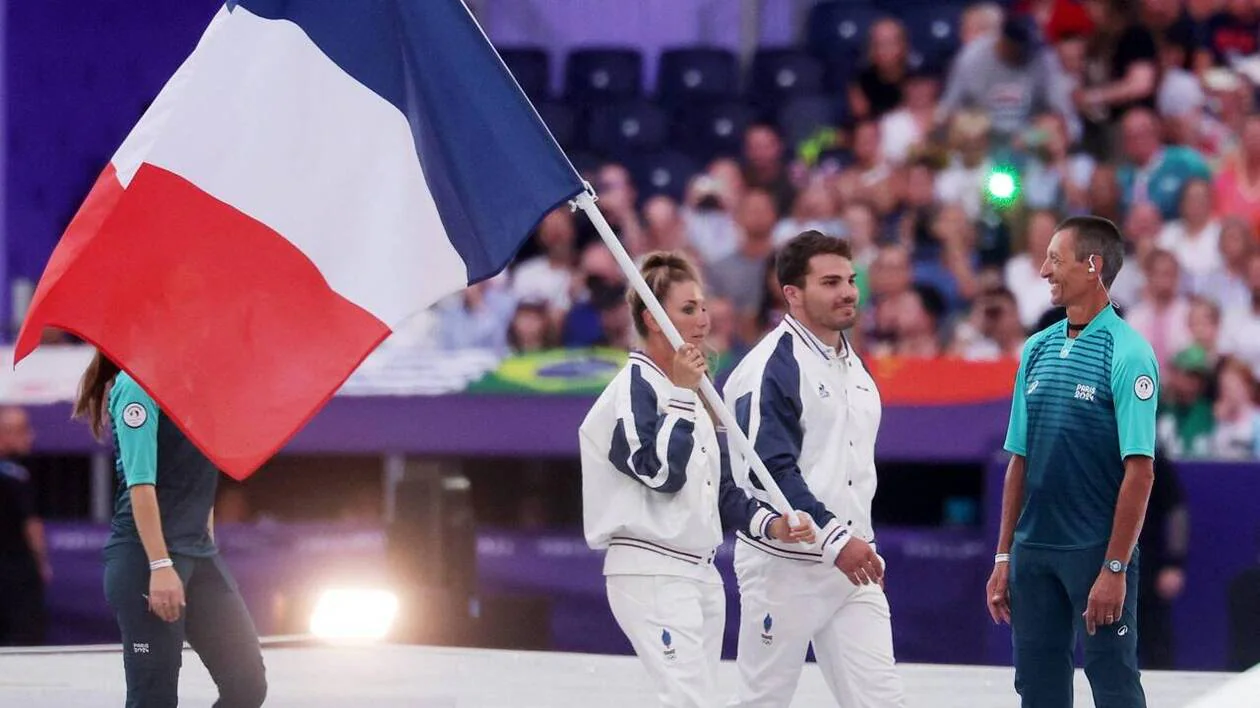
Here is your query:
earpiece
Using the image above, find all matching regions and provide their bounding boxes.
[1088,256,1097,274]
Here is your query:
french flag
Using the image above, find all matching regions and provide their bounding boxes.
[13,1,584,479]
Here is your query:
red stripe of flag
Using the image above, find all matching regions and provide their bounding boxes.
[16,162,390,478]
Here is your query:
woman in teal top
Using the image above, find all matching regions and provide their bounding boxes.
[74,351,267,708]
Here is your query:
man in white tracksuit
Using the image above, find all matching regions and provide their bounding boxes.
[723,231,907,708]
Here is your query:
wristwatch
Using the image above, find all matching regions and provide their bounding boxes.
[1104,559,1126,573]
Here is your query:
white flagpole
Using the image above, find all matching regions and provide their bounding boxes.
[571,188,796,519]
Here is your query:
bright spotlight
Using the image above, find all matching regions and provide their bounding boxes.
[986,170,1017,202]
[309,588,399,641]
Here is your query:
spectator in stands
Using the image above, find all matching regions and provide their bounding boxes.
[1197,0,1260,67]
[1006,209,1059,329]
[1157,178,1222,282]
[562,244,629,347]
[1020,111,1095,214]
[706,296,740,359]
[1116,107,1212,219]
[682,166,741,267]
[936,110,995,221]
[916,203,982,316]
[1186,295,1223,366]
[1204,68,1253,144]
[742,125,796,215]
[435,278,517,353]
[937,15,1077,144]
[1166,0,1218,69]
[834,120,898,216]
[1053,31,1089,102]
[1193,216,1253,311]
[708,188,779,344]
[1155,24,1230,162]
[1211,358,1260,459]
[1016,0,1095,42]
[950,286,1028,360]
[507,301,555,354]
[1139,0,1181,35]
[642,195,696,261]
[893,155,943,257]
[873,286,946,358]
[1077,0,1159,157]
[1213,115,1260,234]
[1112,200,1163,307]
[1086,162,1125,224]
[584,163,645,254]
[754,258,788,340]
[773,180,844,247]
[848,18,910,121]
[1218,252,1260,378]
[511,207,577,313]
[1157,345,1217,458]
[879,66,940,166]
[0,406,49,646]
[842,200,881,299]
[597,295,633,351]
[864,243,916,351]
[1127,248,1193,367]
[708,157,748,207]
[961,3,1006,46]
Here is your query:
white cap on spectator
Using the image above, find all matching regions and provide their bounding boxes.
[1157,71,1205,118]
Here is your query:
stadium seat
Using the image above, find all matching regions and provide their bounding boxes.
[628,150,700,203]
[890,2,965,69]
[564,48,643,104]
[775,93,844,150]
[498,46,551,102]
[533,101,578,150]
[671,99,757,163]
[747,49,825,119]
[586,100,669,160]
[806,1,889,69]
[656,47,740,107]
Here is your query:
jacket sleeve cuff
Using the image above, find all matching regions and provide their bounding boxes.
[750,508,778,540]
[818,519,852,566]
[666,387,698,421]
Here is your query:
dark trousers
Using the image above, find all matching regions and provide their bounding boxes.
[0,556,46,646]
[104,543,267,708]
[1010,544,1146,708]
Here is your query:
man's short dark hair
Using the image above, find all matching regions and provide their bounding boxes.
[777,230,853,289]
[1056,216,1125,288]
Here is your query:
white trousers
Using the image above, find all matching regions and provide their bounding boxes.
[729,543,906,708]
[606,574,729,708]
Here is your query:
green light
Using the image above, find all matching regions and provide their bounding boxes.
[987,171,1017,200]
[984,167,1021,211]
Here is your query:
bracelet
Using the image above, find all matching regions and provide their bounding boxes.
[994,553,1011,564]
[149,558,174,571]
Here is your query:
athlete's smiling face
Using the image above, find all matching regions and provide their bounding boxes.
[1041,227,1091,308]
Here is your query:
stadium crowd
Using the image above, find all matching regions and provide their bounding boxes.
[423,0,1260,460]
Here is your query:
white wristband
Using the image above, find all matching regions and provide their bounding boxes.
[149,558,174,571]
[994,553,1011,564]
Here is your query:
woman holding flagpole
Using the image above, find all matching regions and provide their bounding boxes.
[74,350,267,708]
[579,251,814,707]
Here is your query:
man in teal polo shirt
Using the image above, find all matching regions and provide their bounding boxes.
[1115,108,1211,221]
[987,216,1159,707]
